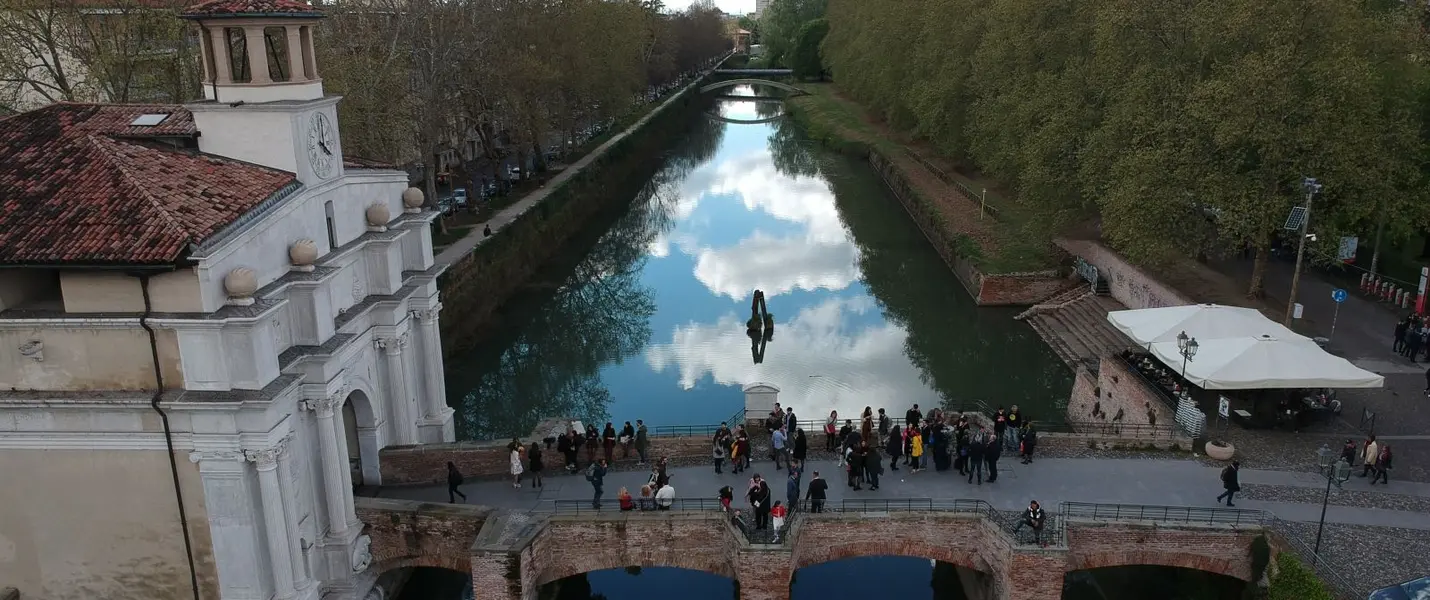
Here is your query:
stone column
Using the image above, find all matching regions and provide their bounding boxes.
[331,407,359,526]
[303,394,349,537]
[377,335,416,445]
[209,26,232,84]
[247,444,296,600]
[411,305,455,443]
[284,25,304,82]
[276,436,311,589]
[243,26,271,83]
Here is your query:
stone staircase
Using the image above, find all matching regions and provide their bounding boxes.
[1028,295,1136,369]
[1014,284,1093,321]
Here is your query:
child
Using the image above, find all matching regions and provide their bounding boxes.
[719,485,734,512]
[618,487,635,511]
[713,439,727,474]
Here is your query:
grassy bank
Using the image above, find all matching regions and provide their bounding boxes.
[788,82,1054,274]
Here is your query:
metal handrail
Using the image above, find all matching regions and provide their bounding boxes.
[551,497,724,514]
[645,407,748,438]
[1268,518,1359,600]
[1039,420,1183,439]
[1061,502,1271,527]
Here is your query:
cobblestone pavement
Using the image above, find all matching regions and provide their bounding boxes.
[1275,519,1430,596]
[1239,483,1430,514]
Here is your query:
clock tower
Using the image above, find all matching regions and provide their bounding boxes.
[182,0,342,185]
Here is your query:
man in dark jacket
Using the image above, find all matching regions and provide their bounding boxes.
[1216,461,1240,506]
[885,426,903,471]
[984,433,1002,483]
[967,429,986,485]
[558,429,579,471]
[905,404,921,429]
[863,443,884,491]
[747,474,772,529]
[805,471,828,513]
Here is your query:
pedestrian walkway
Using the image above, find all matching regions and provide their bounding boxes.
[376,456,1430,531]
[433,73,709,268]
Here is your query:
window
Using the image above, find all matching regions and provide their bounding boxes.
[130,113,170,126]
[263,26,290,82]
[324,201,337,249]
[226,27,250,83]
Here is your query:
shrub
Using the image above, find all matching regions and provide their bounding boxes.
[1268,553,1334,600]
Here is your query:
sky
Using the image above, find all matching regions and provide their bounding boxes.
[665,0,754,15]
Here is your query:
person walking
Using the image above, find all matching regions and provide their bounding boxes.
[508,440,525,488]
[847,443,865,490]
[863,442,883,491]
[586,458,608,509]
[984,431,1002,483]
[1408,327,1423,363]
[771,501,788,539]
[772,425,789,470]
[1020,423,1038,464]
[601,422,617,464]
[805,471,828,513]
[825,410,839,452]
[528,441,544,488]
[1216,461,1241,506]
[954,426,970,475]
[786,467,802,509]
[792,428,808,464]
[886,425,903,471]
[1361,435,1380,477]
[877,408,890,444]
[1371,445,1393,485]
[967,429,986,485]
[1395,317,1409,354]
[909,427,925,474]
[993,406,1008,449]
[1339,438,1357,466]
[737,431,752,472]
[634,419,650,465]
[747,474,772,529]
[446,461,467,504]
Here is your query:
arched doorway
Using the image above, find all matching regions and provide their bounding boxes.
[342,389,381,486]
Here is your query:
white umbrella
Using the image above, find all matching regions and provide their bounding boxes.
[1108,304,1308,346]
[1149,334,1383,389]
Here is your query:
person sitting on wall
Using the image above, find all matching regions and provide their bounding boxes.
[1013,500,1047,546]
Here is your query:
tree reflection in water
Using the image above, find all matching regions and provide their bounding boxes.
[447,111,726,439]
[763,118,1071,413]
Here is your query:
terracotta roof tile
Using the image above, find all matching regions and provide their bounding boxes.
[181,0,322,18]
[0,103,298,266]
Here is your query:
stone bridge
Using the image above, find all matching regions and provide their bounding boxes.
[713,69,794,76]
[699,79,808,95]
[353,500,1268,600]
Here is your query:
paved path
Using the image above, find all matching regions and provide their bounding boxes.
[377,456,1430,531]
[433,73,710,268]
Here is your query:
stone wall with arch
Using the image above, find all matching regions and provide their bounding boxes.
[355,497,492,579]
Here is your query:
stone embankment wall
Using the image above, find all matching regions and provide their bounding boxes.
[1055,239,1191,310]
[1064,357,1191,449]
[437,81,710,356]
[378,433,715,485]
[368,506,1265,600]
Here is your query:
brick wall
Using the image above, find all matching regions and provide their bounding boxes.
[976,272,1075,306]
[521,514,738,587]
[355,497,491,574]
[1055,239,1191,310]
[1065,520,1260,581]
[379,433,718,485]
[1066,365,1100,422]
[471,551,521,600]
[1002,551,1068,600]
[736,549,792,600]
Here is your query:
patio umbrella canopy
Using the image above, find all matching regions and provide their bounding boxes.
[1108,304,1384,390]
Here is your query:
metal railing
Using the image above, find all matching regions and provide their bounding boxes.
[646,408,747,438]
[1060,502,1270,527]
[1040,420,1183,439]
[551,497,725,514]
[1268,518,1359,600]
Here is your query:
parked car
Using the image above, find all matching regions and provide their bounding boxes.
[453,187,469,208]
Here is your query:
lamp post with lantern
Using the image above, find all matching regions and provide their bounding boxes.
[1176,330,1199,380]
[1314,443,1353,555]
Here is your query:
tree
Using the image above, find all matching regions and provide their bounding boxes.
[788,18,827,80]
[760,0,825,67]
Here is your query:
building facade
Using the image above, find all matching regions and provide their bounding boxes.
[0,1,452,599]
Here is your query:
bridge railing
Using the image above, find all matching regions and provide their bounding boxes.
[647,408,747,438]
[1060,501,1270,528]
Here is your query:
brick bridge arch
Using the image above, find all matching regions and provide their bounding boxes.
[1068,552,1248,581]
[526,516,739,588]
[792,540,989,575]
[1065,522,1260,582]
[356,498,492,579]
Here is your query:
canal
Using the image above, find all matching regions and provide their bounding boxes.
[444,84,1071,440]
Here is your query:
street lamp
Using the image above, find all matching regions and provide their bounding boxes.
[1178,334,1198,380]
[1284,177,1323,326]
[1313,444,1352,555]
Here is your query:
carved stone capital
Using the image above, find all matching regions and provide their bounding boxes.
[189,449,246,464]
[245,443,285,470]
[375,335,407,355]
[409,304,442,323]
[304,394,342,417]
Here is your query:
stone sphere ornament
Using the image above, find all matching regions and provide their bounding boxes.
[224,267,258,306]
[289,239,318,272]
[365,203,391,232]
[401,187,424,213]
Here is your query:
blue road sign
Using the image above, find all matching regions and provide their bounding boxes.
[1332,288,1348,303]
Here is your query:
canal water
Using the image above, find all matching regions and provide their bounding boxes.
[444,85,1071,440]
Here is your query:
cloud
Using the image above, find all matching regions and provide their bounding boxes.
[692,231,859,299]
[644,296,941,418]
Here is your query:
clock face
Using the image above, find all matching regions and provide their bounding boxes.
[306,112,337,179]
